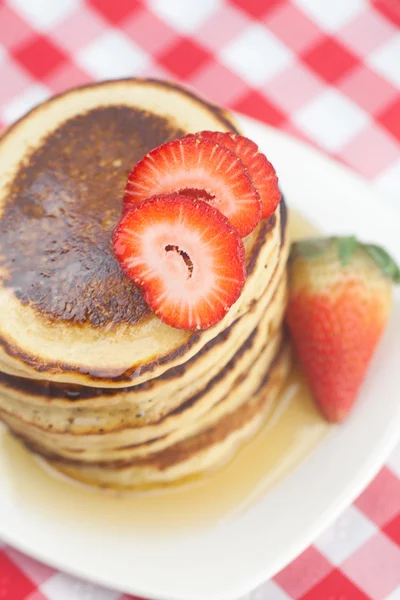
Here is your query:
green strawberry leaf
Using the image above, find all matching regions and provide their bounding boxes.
[291,236,400,285]
[336,236,357,267]
[363,244,400,284]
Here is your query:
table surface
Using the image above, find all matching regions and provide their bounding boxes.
[0,1,399,599]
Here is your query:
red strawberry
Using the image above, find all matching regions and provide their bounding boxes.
[190,131,281,220]
[113,194,246,330]
[123,136,261,238]
[286,236,400,423]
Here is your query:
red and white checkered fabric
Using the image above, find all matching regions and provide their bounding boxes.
[0,0,399,598]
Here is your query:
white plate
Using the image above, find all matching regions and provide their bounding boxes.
[1,114,400,600]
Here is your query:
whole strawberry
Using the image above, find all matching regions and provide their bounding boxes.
[286,237,400,423]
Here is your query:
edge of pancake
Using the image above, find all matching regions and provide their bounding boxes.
[0,307,268,438]
[0,76,287,384]
[0,77,241,380]
[0,78,238,146]
[280,196,287,247]
[0,275,287,444]
[0,205,283,399]
[12,340,289,471]
[0,80,240,330]
[0,199,287,383]
[0,269,276,401]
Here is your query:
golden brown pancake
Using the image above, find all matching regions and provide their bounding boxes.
[0,276,287,454]
[7,344,291,490]
[0,240,288,427]
[0,78,284,387]
[0,78,290,490]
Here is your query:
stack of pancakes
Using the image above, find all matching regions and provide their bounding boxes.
[0,79,290,490]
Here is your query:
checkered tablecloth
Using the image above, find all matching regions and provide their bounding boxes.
[0,1,399,598]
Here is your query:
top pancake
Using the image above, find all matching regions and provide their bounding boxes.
[0,78,284,387]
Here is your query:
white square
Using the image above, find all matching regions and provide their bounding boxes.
[148,0,221,33]
[385,585,400,600]
[77,30,149,80]
[368,36,400,87]
[2,83,50,126]
[292,0,364,32]
[386,439,400,480]
[294,88,369,152]
[40,572,120,600]
[238,579,292,600]
[7,0,80,31]
[220,23,293,86]
[314,505,377,564]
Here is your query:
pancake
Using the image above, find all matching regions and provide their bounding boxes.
[0,226,288,427]
[0,78,284,387]
[0,276,287,458]
[9,344,291,490]
[0,262,286,411]
[0,318,284,458]
[0,78,291,490]
[0,276,287,437]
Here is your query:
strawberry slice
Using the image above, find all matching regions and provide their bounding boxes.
[123,136,261,238]
[191,131,281,220]
[113,194,246,330]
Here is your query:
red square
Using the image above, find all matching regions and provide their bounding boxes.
[158,38,212,80]
[0,5,34,50]
[339,65,398,114]
[266,3,322,54]
[230,0,281,18]
[232,90,286,127]
[302,37,359,83]
[88,0,141,24]
[340,124,399,179]
[383,513,400,546]
[122,8,176,55]
[0,552,36,600]
[274,546,332,597]
[45,63,92,94]
[190,62,246,107]
[373,0,400,27]
[355,466,400,526]
[14,36,67,79]
[378,97,400,142]
[300,569,370,600]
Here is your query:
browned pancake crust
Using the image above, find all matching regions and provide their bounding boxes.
[0,235,284,403]
[0,79,241,329]
[0,203,283,382]
[13,342,288,472]
[0,308,263,436]
[0,105,186,328]
[0,78,286,384]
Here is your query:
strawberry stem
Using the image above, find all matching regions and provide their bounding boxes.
[337,236,357,266]
[363,244,400,284]
[291,236,400,284]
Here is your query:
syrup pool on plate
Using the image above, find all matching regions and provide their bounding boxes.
[0,209,330,533]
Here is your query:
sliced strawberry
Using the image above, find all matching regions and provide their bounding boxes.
[123,136,261,237]
[190,131,281,220]
[113,194,246,330]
